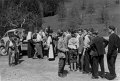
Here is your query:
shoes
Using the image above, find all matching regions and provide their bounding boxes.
[105,73,116,80]
[100,74,106,78]
[92,76,99,79]
[58,73,63,77]
[82,71,90,74]
[58,73,66,78]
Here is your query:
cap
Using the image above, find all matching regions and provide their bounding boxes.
[108,25,116,31]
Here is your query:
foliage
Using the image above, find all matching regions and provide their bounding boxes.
[67,5,83,30]
[57,1,66,22]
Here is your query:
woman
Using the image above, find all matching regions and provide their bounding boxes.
[27,31,34,58]
[47,32,55,61]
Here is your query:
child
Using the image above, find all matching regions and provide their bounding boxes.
[68,31,78,71]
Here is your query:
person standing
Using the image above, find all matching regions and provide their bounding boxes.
[47,32,54,61]
[77,29,84,71]
[57,32,69,77]
[68,31,78,71]
[90,31,108,79]
[82,29,91,74]
[105,26,120,80]
[26,31,34,58]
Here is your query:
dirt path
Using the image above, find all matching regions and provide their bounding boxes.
[0,54,120,81]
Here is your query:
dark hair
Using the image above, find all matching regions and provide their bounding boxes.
[92,31,98,35]
[79,29,83,32]
[58,32,63,37]
[84,28,89,32]
[108,25,116,31]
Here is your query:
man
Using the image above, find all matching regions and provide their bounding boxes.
[6,34,19,65]
[90,31,108,79]
[57,31,69,77]
[82,29,91,74]
[64,30,72,65]
[105,26,120,80]
[33,29,43,59]
[77,29,84,71]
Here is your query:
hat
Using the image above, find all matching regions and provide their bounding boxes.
[108,25,116,31]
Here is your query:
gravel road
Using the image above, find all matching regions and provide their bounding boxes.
[0,55,120,81]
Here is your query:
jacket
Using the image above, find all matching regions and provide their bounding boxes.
[57,37,68,58]
[90,36,108,56]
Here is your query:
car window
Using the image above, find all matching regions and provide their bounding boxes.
[4,33,7,37]
[8,32,15,37]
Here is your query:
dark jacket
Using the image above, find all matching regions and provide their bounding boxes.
[108,33,120,56]
[90,36,108,56]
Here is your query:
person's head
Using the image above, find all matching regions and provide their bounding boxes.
[83,29,88,35]
[58,31,64,37]
[78,29,83,35]
[34,29,38,33]
[9,34,14,41]
[108,25,115,34]
[92,31,98,37]
[71,30,76,37]
[88,28,94,35]
[0,39,4,44]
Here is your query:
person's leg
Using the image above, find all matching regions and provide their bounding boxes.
[92,56,99,78]
[109,56,117,76]
[58,58,63,75]
[78,54,82,71]
[84,50,90,73]
[62,58,66,74]
[106,55,117,80]
[99,55,105,78]
[65,52,68,65]
[58,58,65,77]
[27,41,31,58]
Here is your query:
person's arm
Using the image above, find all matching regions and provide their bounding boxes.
[89,38,96,50]
[103,37,109,48]
[107,35,114,55]
[116,35,120,53]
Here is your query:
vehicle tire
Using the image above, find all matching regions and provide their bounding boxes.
[0,47,7,56]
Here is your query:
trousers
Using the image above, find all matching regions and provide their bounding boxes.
[58,58,66,74]
[92,55,105,77]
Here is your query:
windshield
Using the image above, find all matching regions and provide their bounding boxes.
[3,33,7,37]
[8,32,15,37]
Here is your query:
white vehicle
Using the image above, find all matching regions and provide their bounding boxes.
[2,29,17,45]
[0,28,27,56]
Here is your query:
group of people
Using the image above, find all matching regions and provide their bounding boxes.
[57,25,120,80]
[26,26,57,60]
[0,25,120,80]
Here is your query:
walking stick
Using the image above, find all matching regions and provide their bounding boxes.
[81,48,86,72]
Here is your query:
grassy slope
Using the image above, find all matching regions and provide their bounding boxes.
[43,0,120,36]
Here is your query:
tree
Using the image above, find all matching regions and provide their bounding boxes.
[81,0,87,10]
[86,2,95,14]
[99,7,110,27]
[115,0,119,4]
[67,5,83,29]
[57,1,66,21]
[0,0,43,31]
